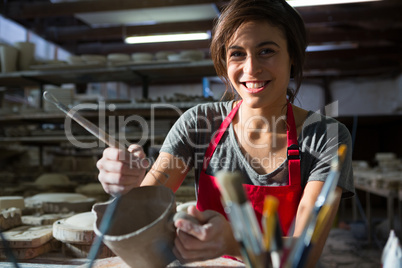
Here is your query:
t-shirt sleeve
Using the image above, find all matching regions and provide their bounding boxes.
[159,106,198,168]
[301,114,355,199]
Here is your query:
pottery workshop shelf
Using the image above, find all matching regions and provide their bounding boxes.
[0,60,216,87]
[0,134,166,145]
[0,103,196,123]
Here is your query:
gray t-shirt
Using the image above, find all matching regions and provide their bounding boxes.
[160,100,355,199]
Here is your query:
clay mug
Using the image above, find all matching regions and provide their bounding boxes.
[0,44,18,73]
[14,42,35,71]
[92,185,195,268]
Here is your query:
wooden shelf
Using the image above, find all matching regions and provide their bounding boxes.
[0,101,201,123]
[0,134,166,144]
[0,60,216,87]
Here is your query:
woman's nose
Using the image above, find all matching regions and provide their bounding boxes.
[243,55,262,75]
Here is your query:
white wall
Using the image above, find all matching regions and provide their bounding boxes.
[0,15,71,62]
[330,74,402,116]
[293,81,325,113]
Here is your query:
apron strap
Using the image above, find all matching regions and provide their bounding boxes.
[286,102,301,186]
[203,100,242,168]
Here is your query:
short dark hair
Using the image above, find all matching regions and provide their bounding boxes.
[210,0,307,102]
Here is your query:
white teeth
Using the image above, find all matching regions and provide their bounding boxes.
[245,82,265,89]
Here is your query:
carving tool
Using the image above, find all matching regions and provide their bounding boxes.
[43,91,125,149]
[216,171,265,268]
[285,144,347,268]
[43,91,124,268]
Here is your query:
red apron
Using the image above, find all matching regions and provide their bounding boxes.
[196,100,302,236]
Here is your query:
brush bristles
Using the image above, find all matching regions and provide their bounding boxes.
[263,195,279,217]
[216,171,247,205]
[338,144,347,165]
[331,144,348,171]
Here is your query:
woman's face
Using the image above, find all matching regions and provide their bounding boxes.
[226,20,292,108]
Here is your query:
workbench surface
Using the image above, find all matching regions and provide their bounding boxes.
[1,255,246,267]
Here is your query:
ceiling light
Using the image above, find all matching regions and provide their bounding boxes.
[306,42,358,52]
[288,0,381,7]
[125,32,211,44]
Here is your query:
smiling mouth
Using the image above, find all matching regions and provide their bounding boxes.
[241,81,269,92]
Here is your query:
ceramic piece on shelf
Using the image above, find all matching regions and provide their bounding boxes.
[22,212,73,226]
[80,54,107,63]
[0,44,18,73]
[180,50,205,61]
[0,208,22,231]
[15,42,36,71]
[23,173,77,192]
[34,173,72,186]
[25,193,96,213]
[131,52,154,62]
[76,183,109,202]
[0,196,25,210]
[167,53,185,62]
[0,225,53,249]
[92,186,177,268]
[53,212,115,258]
[53,212,96,244]
[155,51,175,61]
[67,55,85,65]
[107,53,131,62]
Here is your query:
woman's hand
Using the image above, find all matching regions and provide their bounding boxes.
[96,144,149,196]
[173,206,241,263]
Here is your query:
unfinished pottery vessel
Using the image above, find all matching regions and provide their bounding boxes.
[92,186,177,268]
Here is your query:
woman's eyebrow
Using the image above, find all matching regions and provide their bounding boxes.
[227,41,280,50]
[257,41,280,48]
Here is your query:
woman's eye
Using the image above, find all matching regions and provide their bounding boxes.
[260,48,275,55]
[229,51,244,58]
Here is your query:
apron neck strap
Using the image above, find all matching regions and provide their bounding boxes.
[203,100,242,167]
[286,102,301,185]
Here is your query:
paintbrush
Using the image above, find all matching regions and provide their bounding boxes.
[43,91,125,149]
[285,144,347,268]
[216,171,265,268]
[262,195,283,268]
[262,195,279,251]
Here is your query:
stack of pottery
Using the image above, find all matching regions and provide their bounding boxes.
[0,195,58,260]
[53,212,114,258]
[0,42,36,73]
[0,224,57,260]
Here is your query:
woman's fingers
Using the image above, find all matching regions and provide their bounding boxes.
[99,180,136,196]
[173,231,220,262]
[96,145,148,195]
[173,206,231,261]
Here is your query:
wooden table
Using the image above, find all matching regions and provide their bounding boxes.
[1,255,245,268]
[80,256,246,267]
[353,180,402,244]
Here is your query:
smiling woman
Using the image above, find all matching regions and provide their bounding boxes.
[210,0,307,103]
[96,0,355,267]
